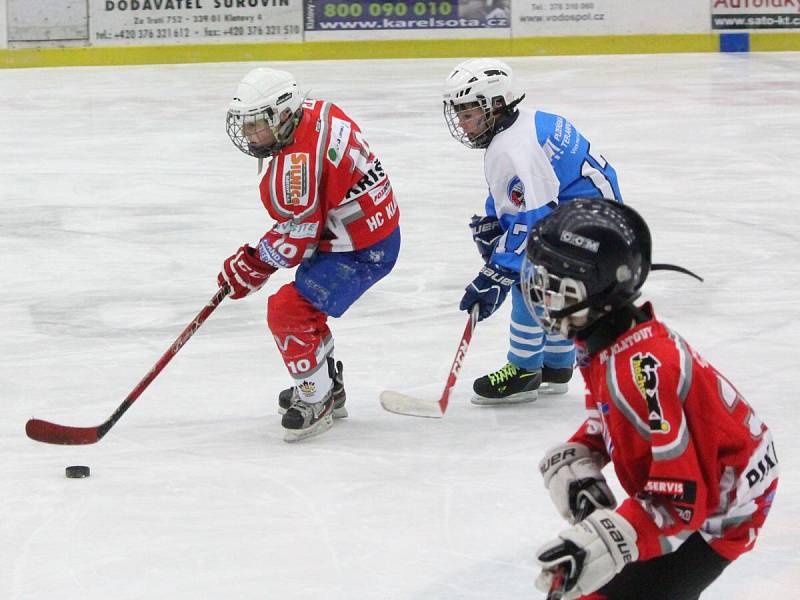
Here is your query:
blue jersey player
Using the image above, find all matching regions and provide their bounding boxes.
[442,58,623,404]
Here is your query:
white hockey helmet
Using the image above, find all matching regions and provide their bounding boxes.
[442,58,522,149]
[226,67,304,158]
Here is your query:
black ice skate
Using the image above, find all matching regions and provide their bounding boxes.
[278,359,347,418]
[471,362,542,405]
[540,366,573,395]
[281,393,335,443]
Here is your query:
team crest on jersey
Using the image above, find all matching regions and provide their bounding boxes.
[631,352,670,434]
[326,117,351,168]
[283,153,309,206]
[507,176,525,208]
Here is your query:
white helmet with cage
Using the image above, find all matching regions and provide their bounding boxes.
[442,58,522,149]
[226,67,304,158]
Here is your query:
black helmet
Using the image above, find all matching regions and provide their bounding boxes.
[521,198,652,337]
[522,198,702,338]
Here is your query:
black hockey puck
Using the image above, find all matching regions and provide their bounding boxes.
[65,465,90,478]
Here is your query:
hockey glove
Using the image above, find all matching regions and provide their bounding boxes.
[460,263,516,322]
[540,442,617,524]
[218,244,276,300]
[535,509,639,600]
[469,214,502,263]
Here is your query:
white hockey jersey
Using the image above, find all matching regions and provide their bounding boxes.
[484,106,622,273]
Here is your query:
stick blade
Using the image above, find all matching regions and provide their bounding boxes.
[26,418,100,445]
[379,391,443,418]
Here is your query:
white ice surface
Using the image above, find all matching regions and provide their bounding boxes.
[1,53,799,599]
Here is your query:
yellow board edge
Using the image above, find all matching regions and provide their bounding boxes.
[2,32,800,69]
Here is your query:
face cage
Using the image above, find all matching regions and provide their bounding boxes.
[443,101,494,150]
[521,259,589,339]
[226,108,299,158]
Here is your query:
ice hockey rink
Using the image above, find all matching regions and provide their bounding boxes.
[1,51,798,599]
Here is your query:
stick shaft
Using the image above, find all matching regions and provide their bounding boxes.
[25,286,229,445]
[438,305,479,413]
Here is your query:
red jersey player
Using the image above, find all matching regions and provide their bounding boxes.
[218,68,400,442]
[519,199,778,599]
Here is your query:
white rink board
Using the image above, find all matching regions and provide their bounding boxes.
[89,0,302,45]
[512,0,709,36]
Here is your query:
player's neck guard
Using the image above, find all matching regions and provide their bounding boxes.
[577,304,652,355]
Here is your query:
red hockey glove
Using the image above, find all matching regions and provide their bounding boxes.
[217,244,276,299]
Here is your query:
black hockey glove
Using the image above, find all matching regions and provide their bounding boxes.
[460,263,516,322]
[469,214,502,263]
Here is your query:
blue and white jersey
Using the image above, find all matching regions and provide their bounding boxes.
[484,106,622,273]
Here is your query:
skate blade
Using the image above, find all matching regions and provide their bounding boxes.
[280,406,347,418]
[539,382,569,395]
[282,414,334,443]
[470,391,538,405]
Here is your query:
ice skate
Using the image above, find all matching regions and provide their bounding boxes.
[281,393,335,443]
[471,362,542,405]
[539,366,573,395]
[278,359,347,418]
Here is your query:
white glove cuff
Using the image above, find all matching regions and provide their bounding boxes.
[540,442,593,488]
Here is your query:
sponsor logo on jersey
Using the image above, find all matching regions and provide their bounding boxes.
[344,159,385,201]
[745,440,778,489]
[326,117,351,168]
[554,116,564,141]
[369,179,392,205]
[506,176,525,208]
[543,137,564,162]
[287,221,319,240]
[560,230,600,253]
[631,352,670,434]
[599,326,654,364]
[644,478,697,503]
[258,240,291,269]
[283,153,309,206]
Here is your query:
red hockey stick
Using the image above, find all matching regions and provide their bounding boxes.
[25,286,230,445]
[379,305,479,418]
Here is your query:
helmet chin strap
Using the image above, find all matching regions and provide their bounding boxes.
[651,263,704,282]
[549,262,704,321]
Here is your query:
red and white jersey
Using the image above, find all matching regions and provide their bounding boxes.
[570,305,778,562]
[255,99,399,269]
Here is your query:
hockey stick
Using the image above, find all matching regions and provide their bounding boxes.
[379,305,479,418]
[25,286,230,445]
[545,499,594,600]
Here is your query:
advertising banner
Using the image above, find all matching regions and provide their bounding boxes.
[712,0,800,30]
[0,0,7,48]
[304,0,510,38]
[513,0,706,37]
[90,0,302,46]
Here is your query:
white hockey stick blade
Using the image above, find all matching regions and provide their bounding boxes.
[379,391,444,418]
